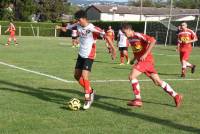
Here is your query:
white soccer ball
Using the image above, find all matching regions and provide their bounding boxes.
[68,98,81,111]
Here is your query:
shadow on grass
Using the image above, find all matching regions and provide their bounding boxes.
[158,72,180,76]
[0,79,199,133]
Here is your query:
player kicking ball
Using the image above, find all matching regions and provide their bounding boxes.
[121,24,182,108]
[177,22,198,78]
[56,10,116,110]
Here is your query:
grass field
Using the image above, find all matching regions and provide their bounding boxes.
[0,35,200,134]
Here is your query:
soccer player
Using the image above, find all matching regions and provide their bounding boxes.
[177,22,198,77]
[105,26,115,53]
[117,29,130,65]
[70,21,80,48]
[121,24,182,107]
[5,22,18,46]
[56,10,116,110]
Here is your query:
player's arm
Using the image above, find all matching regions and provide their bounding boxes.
[140,37,156,61]
[4,28,9,33]
[56,23,78,32]
[186,31,198,44]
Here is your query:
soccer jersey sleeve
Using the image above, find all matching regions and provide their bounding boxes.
[190,30,197,40]
[90,25,105,39]
[66,23,78,30]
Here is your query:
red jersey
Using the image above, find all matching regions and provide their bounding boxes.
[9,25,16,36]
[128,32,156,63]
[106,29,115,41]
[178,28,197,52]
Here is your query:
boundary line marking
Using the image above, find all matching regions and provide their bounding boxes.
[0,61,199,83]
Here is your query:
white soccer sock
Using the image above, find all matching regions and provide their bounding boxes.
[131,79,141,99]
[161,81,178,97]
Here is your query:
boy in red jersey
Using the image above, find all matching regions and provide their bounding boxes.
[122,24,182,108]
[177,22,198,77]
[56,10,116,110]
[5,22,18,46]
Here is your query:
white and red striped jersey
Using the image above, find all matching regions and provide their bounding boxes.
[67,23,105,59]
[117,30,128,48]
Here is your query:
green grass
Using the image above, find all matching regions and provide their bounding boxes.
[0,35,200,134]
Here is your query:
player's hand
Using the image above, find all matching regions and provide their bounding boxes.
[140,54,147,61]
[55,25,61,30]
[184,40,190,44]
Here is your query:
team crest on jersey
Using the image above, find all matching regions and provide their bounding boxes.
[180,36,190,42]
[131,42,143,53]
[79,29,91,37]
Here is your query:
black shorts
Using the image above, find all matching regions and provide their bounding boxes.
[119,47,128,51]
[75,55,94,71]
[72,36,78,39]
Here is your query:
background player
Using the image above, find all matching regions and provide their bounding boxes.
[117,29,130,65]
[5,22,18,46]
[122,24,182,108]
[177,22,198,77]
[56,10,116,110]
[70,21,80,48]
[105,26,115,53]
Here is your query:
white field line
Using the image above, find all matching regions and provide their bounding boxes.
[0,61,199,83]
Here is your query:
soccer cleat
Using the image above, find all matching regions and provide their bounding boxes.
[83,90,95,110]
[174,94,183,108]
[15,43,18,46]
[127,99,142,107]
[5,44,9,46]
[119,63,125,65]
[191,65,196,74]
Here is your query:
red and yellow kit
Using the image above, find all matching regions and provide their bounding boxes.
[128,32,157,76]
[9,25,16,37]
[106,29,115,41]
[178,29,197,60]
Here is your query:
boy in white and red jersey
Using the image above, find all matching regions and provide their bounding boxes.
[105,26,115,53]
[177,22,198,77]
[117,29,130,65]
[5,22,18,46]
[56,10,116,110]
[122,24,182,108]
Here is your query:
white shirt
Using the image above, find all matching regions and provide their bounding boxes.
[67,23,105,59]
[118,30,128,47]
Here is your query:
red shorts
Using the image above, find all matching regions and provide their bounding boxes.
[180,51,191,61]
[134,61,157,77]
[10,33,15,38]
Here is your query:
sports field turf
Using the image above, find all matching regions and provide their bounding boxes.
[0,35,200,134]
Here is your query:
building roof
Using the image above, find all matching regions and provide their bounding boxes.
[86,5,199,15]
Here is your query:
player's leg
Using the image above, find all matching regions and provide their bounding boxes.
[5,36,12,46]
[119,49,124,65]
[127,67,143,107]
[81,58,94,110]
[123,49,129,64]
[13,36,18,45]
[72,38,76,47]
[150,73,183,107]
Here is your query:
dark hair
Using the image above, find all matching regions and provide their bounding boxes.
[74,10,87,19]
[122,23,132,30]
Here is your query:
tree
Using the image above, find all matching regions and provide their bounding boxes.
[0,0,14,20]
[14,0,37,21]
[174,0,200,9]
[37,0,69,22]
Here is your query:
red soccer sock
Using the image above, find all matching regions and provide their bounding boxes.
[78,77,85,87]
[83,80,92,94]
[120,53,124,63]
[131,79,141,99]
[125,54,129,61]
[182,68,186,75]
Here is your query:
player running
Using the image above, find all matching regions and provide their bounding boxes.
[117,29,130,65]
[56,10,116,110]
[5,22,18,46]
[105,26,115,53]
[177,22,198,77]
[121,24,182,108]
